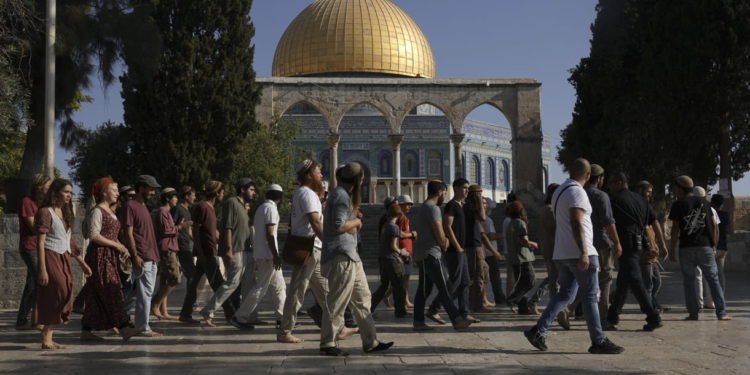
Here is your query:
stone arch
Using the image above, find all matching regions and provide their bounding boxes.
[340,100,401,134]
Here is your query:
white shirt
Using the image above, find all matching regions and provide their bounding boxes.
[253,200,280,260]
[291,186,323,249]
[481,218,498,257]
[552,179,597,260]
[711,207,721,225]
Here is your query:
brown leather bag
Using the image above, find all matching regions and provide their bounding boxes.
[282,233,315,266]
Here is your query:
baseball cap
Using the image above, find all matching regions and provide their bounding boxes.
[674,175,694,190]
[383,196,396,209]
[340,162,363,180]
[590,164,605,177]
[136,175,161,188]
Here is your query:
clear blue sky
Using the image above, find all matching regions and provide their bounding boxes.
[62,0,749,195]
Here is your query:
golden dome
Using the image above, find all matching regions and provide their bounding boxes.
[272,0,435,78]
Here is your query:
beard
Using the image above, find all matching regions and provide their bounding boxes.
[309,177,325,198]
[437,195,445,206]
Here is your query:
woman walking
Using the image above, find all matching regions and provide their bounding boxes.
[34,179,92,349]
[80,178,138,341]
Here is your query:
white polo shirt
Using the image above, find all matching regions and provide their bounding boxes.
[552,179,597,260]
[253,200,280,260]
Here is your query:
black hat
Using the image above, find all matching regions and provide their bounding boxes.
[136,175,161,188]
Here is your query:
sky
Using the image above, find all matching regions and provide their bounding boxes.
[63,0,749,195]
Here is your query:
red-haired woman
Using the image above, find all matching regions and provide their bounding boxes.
[80,178,138,341]
[35,179,92,349]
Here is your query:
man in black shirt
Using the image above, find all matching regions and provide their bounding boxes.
[669,176,731,321]
[426,178,472,324]
[605,172,663,331]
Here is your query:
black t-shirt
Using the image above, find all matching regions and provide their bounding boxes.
[610,189,655,236]
[669,196,715,248]
[171,204,193,253]
[444,200,466,252]
[463,203,482,247]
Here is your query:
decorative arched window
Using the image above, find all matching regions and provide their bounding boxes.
[402,151,418,177]
[486,158,495,188]
[500,160,510,192]
[427,150,442,177]
[469,155,480,185]
[379,151,392,177]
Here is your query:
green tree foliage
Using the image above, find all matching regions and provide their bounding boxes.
[230,118,304,214]
[559,0,750,200]
[121,0,261,190]
[68,121,137,194]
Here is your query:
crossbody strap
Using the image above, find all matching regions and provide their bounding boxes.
[553,184,576,217]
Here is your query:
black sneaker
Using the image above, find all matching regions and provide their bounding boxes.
[365,341,394,353]
[523,326,548,351]
[229,317,255,330]
[320,347,349,356]
[643,322,663,331]
[588,338,624,354]
[684,315,699,321]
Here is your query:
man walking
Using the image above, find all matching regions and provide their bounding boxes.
[171,186,195,303]
[233,184,287,327]
[124,175,162,337]
[524,158,623,354]
[201,178,256,327]
[413,181,473,331]
[426,178,471,324]
[180,181,234,323]
[319,162,392,356]
[669,175,731,321]
[278,160,337,343]
[583,164,622,329]
[605,172,664,331]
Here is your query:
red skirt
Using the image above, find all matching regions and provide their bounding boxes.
[33,250,73,325]
[81,245,129,330]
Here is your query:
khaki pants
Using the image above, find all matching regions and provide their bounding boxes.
[320,253,378,351]
[466,246,488,311]
[278,248,329,336]
[235,258,286,322]
[598,244,614,319]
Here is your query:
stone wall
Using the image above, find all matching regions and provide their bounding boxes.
[734,196,750,232]
[0,215,86,309]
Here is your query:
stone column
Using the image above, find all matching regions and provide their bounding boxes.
[389,134,404,196]
[370,178,378,204]
[328,133,340,189]
[450,133,466,180]
[408,181,415,201]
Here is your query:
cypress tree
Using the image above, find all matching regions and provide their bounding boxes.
[121,0,261,189]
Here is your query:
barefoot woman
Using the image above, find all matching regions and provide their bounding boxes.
[35,179,92,349]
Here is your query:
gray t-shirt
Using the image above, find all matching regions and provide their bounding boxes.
[322,186,360,263]
[218,196,251,256]
[379,221,400,260]
[413,200,443,261]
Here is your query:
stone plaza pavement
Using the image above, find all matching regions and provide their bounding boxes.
[1,266,748,374]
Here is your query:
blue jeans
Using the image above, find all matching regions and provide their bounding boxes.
[134,260,158,333]
[679,246,727,317]
[536,256,605,344]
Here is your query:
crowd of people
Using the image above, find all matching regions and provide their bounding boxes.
[13,157,732,355]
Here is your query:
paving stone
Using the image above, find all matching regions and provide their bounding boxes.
[0,268,748,374]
